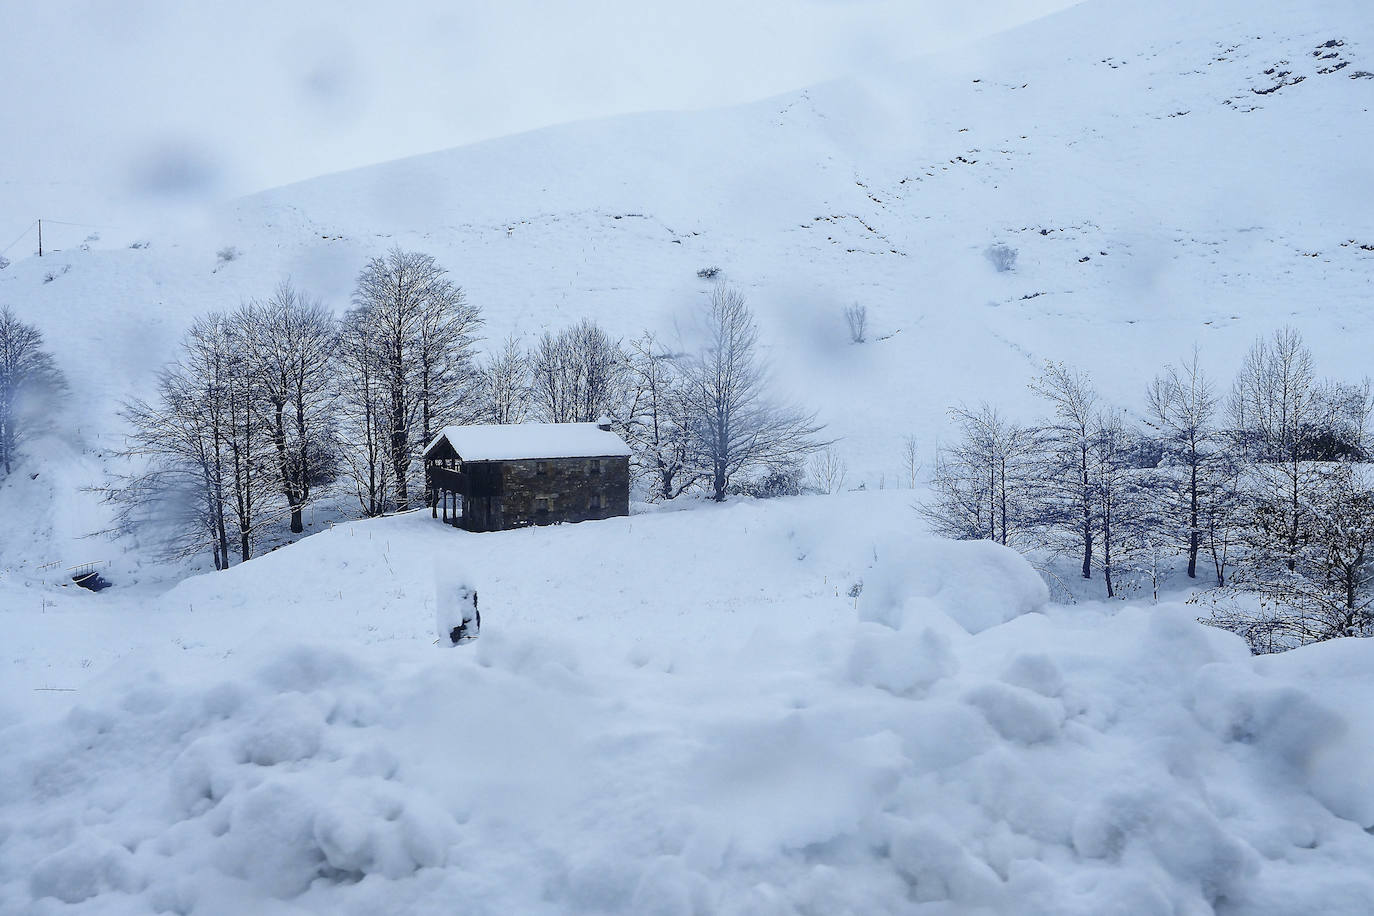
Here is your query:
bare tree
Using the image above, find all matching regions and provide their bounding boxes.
[1229,327,1320,573]
[241,282,338,533]
[529,330,574,424]
[119,364,231,569]
[1200,449,1243,588]
[115,313,277,568]
[414,272,483,445]
[220,315,274,562]
[1031,363,1099,580]
[1090,408,1164,599]
[901,434,921,489]
[350,248,482,511]
[921,404,1036,548]
[477,334,531,425]
[0,306,66,475]
[336,306,394,517]
[1208,465,1374,651]
[1295,465,1374,638]
[619,331,702,500]
[1308,378,1373,460]
[681,286,825,501]
[569,319,624,424]
[809,446,848,494]
[529,318,624,424]
[1146,347,1226,581]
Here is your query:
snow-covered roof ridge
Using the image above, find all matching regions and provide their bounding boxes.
[424,422,632,462]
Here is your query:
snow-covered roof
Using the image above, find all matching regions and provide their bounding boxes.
[424,422,632,462]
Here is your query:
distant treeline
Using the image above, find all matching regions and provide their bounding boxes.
[81,249,824,570]
[921,328,1373,653]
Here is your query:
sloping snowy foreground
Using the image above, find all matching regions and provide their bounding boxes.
[2,494,1373,914]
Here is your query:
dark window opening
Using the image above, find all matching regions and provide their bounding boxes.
[589,493,602,511]
[536,461,547,476]
[589,459,601,476]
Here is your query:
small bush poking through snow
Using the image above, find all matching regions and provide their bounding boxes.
[736,462,806,498]
[843,303,867,343]
[696,266,721,279]
[216,245,240,265]
[985,242,1018,272]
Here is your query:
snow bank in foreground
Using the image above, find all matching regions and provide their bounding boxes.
[2,508,1372,914]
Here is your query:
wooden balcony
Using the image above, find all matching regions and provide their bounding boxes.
[429,465,467,494]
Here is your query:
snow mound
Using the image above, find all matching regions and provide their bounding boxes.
[3,503,1373,913]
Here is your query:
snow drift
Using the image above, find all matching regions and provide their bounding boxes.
[2,493,1372,914]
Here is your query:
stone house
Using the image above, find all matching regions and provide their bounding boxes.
[423,420,631,531]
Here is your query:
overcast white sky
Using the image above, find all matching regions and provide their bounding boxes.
[1,0,1079,238]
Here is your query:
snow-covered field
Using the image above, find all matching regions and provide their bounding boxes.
[3,0,1374,910]
[4,493,1374,914]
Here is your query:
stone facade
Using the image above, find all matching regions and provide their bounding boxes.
[428,455,630,532]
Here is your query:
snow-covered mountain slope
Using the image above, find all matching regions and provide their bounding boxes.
[3,492,1373,913]
[0,0,1371,572]
[4,2,1374,905]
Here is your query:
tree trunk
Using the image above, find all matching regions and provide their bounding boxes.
[998,456,1009,546]
[1288,459,1300,571]
[215,500,229,571]
[988,462,996,541]
[1187,455,1198,578]
[1080,446,1092,579]
[1102,513,1114,598]
[272,399,306,534]
[391,330,409,510]
[293,390,310,534]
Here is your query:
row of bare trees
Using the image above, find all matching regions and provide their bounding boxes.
[921,328,1374,652]
[473,286,825,502]
[113,260,822,568]
[340,249,482,516]
[114,249,481,568]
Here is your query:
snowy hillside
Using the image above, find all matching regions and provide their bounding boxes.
[3,0,1374,909]
[1,0,1372,578]
[4,493,1374,913]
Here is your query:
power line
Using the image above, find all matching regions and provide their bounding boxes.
[42,218,124,230]
[1,217,130,260]
[0,221,37,257]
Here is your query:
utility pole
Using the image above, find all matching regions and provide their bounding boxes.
[37,219,42,257]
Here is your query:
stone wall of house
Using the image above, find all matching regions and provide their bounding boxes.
[463,455,630,530]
